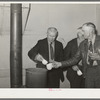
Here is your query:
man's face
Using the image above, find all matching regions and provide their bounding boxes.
[77,30,84,41]
[47,31,57,43]
[82,25,94,41]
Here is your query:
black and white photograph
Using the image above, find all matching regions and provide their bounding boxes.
[1,2,100,96]
[0,1,100,98]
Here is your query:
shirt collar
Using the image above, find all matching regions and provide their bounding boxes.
[48,40,55,45]
[88,35,96,45]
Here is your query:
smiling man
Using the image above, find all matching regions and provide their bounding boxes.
[53,22,100,88]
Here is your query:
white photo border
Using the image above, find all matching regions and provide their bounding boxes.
[0,1,100,99]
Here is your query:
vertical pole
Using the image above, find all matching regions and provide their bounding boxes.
[10,4,22,88]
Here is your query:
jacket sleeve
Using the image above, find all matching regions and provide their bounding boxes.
[61,48,82,68]
[28,40,40,62]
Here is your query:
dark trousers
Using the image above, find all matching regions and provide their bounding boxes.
[47,69,60,88]
[85,67,100,88]
[67,68,85,88]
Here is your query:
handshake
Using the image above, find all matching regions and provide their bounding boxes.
[35,54,61,70]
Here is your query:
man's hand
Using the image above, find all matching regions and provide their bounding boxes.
[35,53,43,62]
[88,51,100,60]
[52,61,62,68]
[72,65,79,71]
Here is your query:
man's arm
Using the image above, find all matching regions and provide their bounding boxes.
[53,48,82,68]
[63,40,80,71]
[28,40,40,62]
[61,49,81,67]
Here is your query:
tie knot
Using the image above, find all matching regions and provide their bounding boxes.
[50,42,53,46]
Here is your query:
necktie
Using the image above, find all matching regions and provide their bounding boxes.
[89,41,93,53]
[50,42,54,60]
[88,41,93,66]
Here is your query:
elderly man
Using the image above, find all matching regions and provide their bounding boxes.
[53,22,100,88]
[64,27,85,88]
[28,27,64,88]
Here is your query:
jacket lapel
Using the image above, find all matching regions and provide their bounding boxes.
[44,38,49,61]
[84,39,88,63]
[75,38,78,50]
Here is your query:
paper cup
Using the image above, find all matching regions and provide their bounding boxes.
[46,63,53,70]
[42,59,48,65]
[77,70,82,76]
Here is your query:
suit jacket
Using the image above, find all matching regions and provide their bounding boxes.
[61,35,100,78]
[64,38,78,62]
[64,38,81,81]
[28,38,64,85]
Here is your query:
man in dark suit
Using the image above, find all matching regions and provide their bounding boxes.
[64,27,85,88]
[28,27,64,88]
[53,22,100,88]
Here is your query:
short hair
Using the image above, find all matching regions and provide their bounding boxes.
[82,22,96,30]
[47,27,58,36]
[77,27,82,30]
[82,22,97,35]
